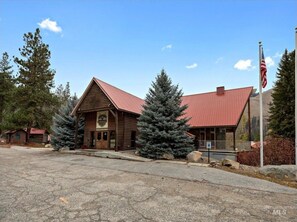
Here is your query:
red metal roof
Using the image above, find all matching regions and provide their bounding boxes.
[94,78,144,115]
[181,87,253,127]
[30,128,47,135]
[73,77,252,128]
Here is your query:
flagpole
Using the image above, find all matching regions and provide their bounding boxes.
[259,41,264,167]
[295,27,297,166]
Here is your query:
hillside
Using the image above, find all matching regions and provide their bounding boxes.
[250,89,273,120]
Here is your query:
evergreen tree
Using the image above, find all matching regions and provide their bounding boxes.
[0,52,15,133]
[13,28,58,140]
[137,69,194,159]
[269,49,295,138]
[51,96,84,151]
[55,82,71,106]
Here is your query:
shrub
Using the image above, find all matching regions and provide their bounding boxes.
[237,137,295,166]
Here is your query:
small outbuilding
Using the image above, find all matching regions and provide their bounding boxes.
[5,129,27,144]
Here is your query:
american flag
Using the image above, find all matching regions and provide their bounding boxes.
[261,49,267,88]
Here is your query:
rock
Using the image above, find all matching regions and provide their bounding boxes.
[60,147,70,151]
[162,153,174,160]
[135,150,140,156]
[187,151,202,162]
[259,165,297,181]
[240,164,259,173]
[209,161,219,167]
[45,144,52,148]
[222,159,240,170]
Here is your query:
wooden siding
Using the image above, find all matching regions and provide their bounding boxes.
[77,83,139,150]
[122,113,139,149]
[83,110,139,150]
[79,82,111,112]
[7,130,27,144]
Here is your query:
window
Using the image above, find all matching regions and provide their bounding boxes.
[103,132,108,141]
[97,132,101,141]
[110,131,116,148]
[90,132,95,147]
[131,131,136,148]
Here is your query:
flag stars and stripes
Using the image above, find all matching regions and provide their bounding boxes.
[261,49,267,88]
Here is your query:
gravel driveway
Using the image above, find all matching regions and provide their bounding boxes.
[0,146,296,222]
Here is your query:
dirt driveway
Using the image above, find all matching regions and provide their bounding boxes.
[0,146,296,222]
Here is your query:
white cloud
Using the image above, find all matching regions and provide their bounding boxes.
[38,18,62,33]
[185,63,198,69]
[215,57,224,64]
[161,44,172,51]
[273,52,283,58]
[234,59,253,70]
[265,56,275,67]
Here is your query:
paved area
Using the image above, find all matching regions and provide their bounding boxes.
[0,146,297,222]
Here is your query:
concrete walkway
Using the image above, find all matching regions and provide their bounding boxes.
[8,146,297,194]
[50,147,297,194]
[60,148,152,162]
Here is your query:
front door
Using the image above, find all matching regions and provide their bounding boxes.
[96,131,108,149]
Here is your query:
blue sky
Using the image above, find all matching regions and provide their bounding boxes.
[0,0,296,98]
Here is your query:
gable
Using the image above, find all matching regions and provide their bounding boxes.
[79,82,112,112]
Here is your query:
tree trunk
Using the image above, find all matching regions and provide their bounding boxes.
[26,127,31,144]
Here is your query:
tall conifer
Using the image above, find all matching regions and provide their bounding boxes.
[13,28,58,139]
[269,49,295,138]
[0,52,14,133]
[137,69,194,159]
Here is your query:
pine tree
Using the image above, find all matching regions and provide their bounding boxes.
[55,82,71,106]
[0,52,14,133]
[51,96,84,151]
[137,69,194,159]
[269,49,295,138]
[13,28,59,140]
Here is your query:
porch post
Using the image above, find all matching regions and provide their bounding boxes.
[233,128,236,151]
[115,110,119,151]
[248,98,252,141]
[74,114,78,150]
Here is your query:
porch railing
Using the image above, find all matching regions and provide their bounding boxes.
[197,139,251,151]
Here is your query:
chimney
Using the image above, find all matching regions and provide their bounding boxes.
[216,86,225,95]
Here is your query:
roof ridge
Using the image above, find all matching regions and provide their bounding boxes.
[182,86,253,98]
[94,77,144,101]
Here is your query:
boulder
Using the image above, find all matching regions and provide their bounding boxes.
[222,159,240,170]
[60,146,70,152]
[259,165,297,181]
[45,144,52,148]
[162,153,174,160]
[187,151,202,162]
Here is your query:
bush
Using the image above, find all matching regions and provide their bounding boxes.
[237,137,295,166]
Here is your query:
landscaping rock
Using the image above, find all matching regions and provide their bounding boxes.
[60,147,70,151]
[45,144,52,148]
[259,165,297,181]
[162,153,174,160]
[209,161,219,168]
[187,151,202,162]
[222,159,240,169]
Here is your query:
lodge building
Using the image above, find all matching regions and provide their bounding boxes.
[71,77,253,153]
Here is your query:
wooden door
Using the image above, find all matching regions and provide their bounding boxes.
[96,131,108,149]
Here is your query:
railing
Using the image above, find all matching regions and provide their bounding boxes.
[197,140,251,151]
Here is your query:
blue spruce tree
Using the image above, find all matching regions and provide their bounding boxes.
[51,95,84,150]
[137,69,194,159]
